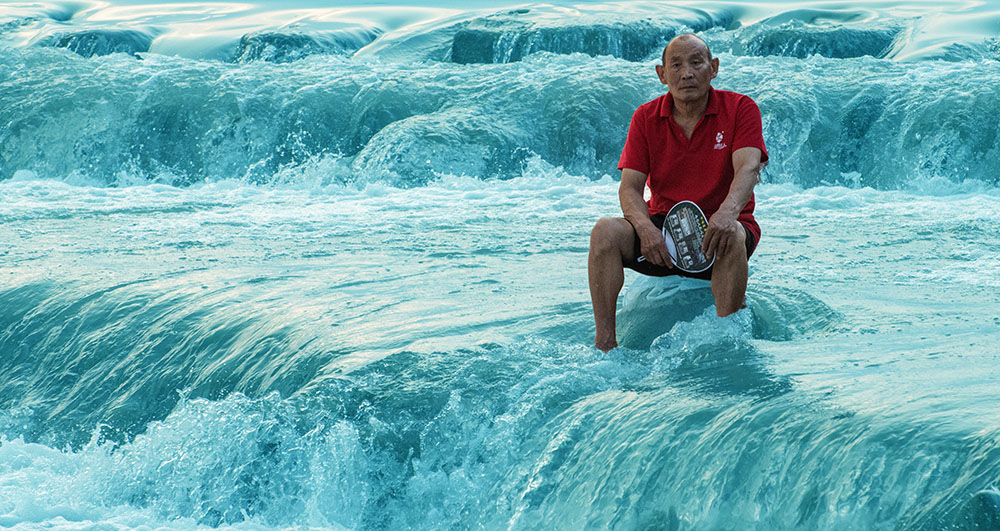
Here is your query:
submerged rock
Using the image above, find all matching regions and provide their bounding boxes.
[233,29,382,63]
[738,21,901,59]
[450,7,736,64]
[39,29,153,57]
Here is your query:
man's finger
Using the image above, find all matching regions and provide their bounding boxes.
[645,242,671,268]
[641,246,658,265]
[660,248,674,268]
[717,235,729,258]
[654,246,671,267]
[702,228,717,257]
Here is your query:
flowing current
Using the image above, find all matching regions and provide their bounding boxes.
[1,0,999,529]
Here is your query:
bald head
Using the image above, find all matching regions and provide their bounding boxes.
[662,33,712,66]
[655,32,718,105]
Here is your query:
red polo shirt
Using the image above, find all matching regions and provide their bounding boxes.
[618,87,768,243]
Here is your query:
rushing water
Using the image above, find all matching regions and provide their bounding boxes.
[1,0,1000,529]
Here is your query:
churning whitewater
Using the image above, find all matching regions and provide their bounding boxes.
[1,0,999,529]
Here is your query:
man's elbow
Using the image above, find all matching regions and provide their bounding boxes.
[738,160,766,185]
[750,161,766,184]
[619,169,648,199]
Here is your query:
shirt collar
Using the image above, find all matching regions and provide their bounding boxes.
[659,86,719,118]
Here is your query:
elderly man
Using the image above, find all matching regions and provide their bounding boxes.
[589,33,768,352]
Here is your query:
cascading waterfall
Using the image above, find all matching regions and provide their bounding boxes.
[2,0,999,529]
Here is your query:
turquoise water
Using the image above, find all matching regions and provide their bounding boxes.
[1,0,1000,529]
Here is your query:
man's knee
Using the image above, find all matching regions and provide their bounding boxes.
[590,218,631,254]
[717,225,748,265]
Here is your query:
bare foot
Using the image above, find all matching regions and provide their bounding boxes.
[595,336,618,352]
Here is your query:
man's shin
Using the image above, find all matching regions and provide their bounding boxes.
[711,252,748,317]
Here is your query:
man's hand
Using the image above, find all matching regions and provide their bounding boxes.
[702,209,741,260]
[619,168,673,268]
[702,146,762,260]
[637,224,673,268]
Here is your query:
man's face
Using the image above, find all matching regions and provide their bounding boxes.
[655,39,719,104]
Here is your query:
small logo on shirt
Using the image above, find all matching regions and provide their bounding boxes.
[714,131,727,150]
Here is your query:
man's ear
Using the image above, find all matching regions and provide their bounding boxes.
[655,64,668,85]
[711,57,719,79]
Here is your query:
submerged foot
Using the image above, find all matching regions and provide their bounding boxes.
[595,336,618,352]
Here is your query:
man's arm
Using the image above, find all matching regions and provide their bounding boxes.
[620,168,672,267]
[702,147,764,258]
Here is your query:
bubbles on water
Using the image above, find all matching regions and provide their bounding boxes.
[0,391,370,529]
[0,406,37,443]
[959,487,1000,529]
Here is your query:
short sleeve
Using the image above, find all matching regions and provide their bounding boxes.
[618,107,650,174]
[732,96,768,164]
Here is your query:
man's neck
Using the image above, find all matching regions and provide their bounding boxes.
[671,91,710,122]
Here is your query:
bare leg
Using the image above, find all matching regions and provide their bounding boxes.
[588,218,637,351]
[710,226,749,317]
